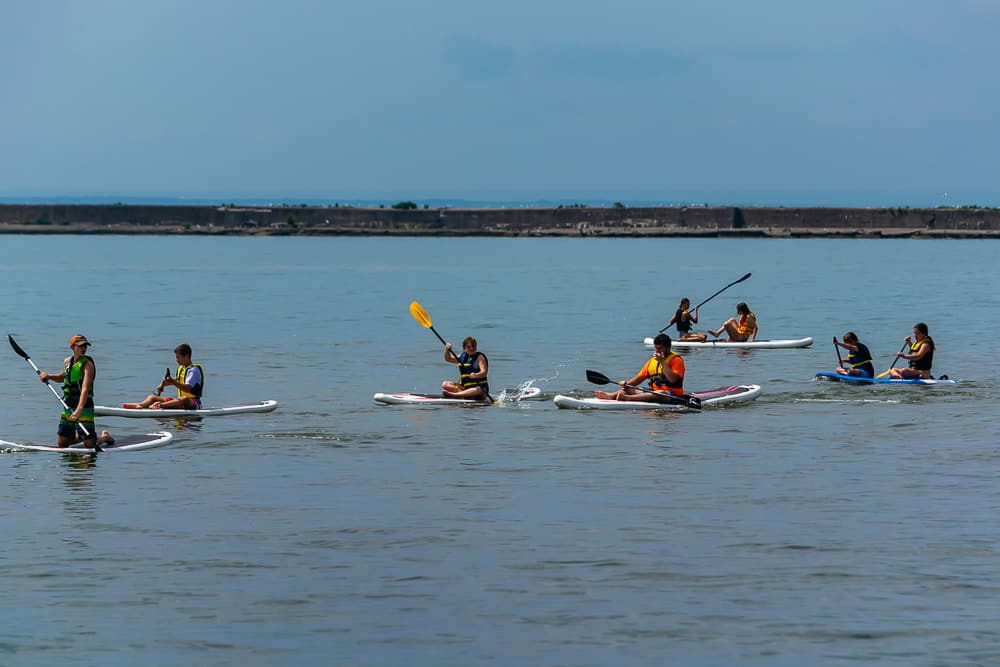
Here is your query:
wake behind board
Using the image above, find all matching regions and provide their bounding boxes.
[0,431,173,453]
[644,337,813,349]
[814,372,956,385]
[95,399,278,417]
[553,384,762,410]
[374,387,542,405]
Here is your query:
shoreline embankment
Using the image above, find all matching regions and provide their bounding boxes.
[1,203,999,238]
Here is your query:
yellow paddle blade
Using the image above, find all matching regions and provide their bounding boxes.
[875,369,892,379]
[409,301,432,329]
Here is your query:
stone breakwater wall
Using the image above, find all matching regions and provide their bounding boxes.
[1,204,999,237]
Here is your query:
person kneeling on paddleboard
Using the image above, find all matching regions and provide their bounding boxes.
[889,323,935,380]
[708,302,757,342]
[596,333,685,403]
[834,332,874,378]
[669,297,708,342]
[442,336,489,400]
[38,334,115,449]
[123,343,204,410]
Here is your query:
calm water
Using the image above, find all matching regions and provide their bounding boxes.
[1,235,998,666]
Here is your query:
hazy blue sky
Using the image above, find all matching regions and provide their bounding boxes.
[3,0,999,205]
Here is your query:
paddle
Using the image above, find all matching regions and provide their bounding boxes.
[833,337,844,368]
[876,342,909,379]
[660,272,752,333]
[585,369,702,410]
[409,301,494,404]
[8,334,100,450]
[155,367,171,396]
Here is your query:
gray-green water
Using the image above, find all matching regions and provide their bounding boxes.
[1,236,998,666]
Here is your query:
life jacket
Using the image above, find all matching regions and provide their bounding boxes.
[674,307,692,334]
[176,363,205,399]
[908,337,934,371]
[62,355,95,409]
[846,342,874,375]
[457,352,488,389]
[643,353,684,395]
[736,312,756,336]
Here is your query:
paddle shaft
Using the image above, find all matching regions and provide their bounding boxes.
[660,272,751,333]
[8,335,92,439]
[833,338,844,367]
[876,342,910,379]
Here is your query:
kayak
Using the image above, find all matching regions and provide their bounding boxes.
[814,372,956,385]
[553,384,762,410]
[644,337,813,349]
[95,399,278,417]
[374,386,542,405]
[0,431,173,453]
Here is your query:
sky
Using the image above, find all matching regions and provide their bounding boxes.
[2,0,999,206]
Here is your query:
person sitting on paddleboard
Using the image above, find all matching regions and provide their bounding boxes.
[708,302,757,342]
[889,323,935,379]
[38,334,115,448]
[442,336,489,400]
[834,331,874,378]
[669,297,708,342]
[123,343,204,410]
[595,333,685,403]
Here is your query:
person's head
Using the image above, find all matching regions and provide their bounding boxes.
[462,336,477,353]
[652,333,672,356]
[679,297,690,309]
[843,332,859,344]
[736,302,750,315]
[913,322,928,339]
[174,343,193,362]
[69,334,91,355]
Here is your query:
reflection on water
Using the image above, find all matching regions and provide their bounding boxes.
[61,454,98,523]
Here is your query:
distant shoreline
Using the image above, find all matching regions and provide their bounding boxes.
[1,203,998,238]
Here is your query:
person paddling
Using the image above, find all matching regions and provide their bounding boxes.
[833,332,874,378]
[668,297,708,342]
[708,302,757,342]
[442,337,489,400]
[889,323,935,379]
[38,334,115,448]
[595,333,686,403]
[123,343,204,410]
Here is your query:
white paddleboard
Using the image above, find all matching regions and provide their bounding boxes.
[95,399,278,417]
[643,337,813,349]
[553,384,762,410]
[0,431,174,452]
[374,386,542,405]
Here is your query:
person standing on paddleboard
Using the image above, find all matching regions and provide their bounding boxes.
[889,323,935,379]
[442,337,489,400]
[596,333,686,403]
[122,343,204,410]
[668,298,708,342]
[709,302,758,342]
[38,334,115,448]
[834,332,874,378]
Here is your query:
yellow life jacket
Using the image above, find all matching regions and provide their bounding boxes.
[176,363,205,400]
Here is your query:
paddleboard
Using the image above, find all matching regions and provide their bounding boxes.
[374,386,542,405]
[644,337,813,349]
[553,384,762,410]
[95,399,278,417]
[0,431,174,453]
[814,372,956,385]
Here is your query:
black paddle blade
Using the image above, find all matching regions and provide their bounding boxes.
[8,334,30,360]
[586,369,614,386]
[685,395,703,410]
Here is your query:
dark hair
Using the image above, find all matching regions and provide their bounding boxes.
[174,343,193,357]
[914,322,928,335]
[736,302,750,315]
[652,333,672,349]
[679,297,690,308]
[843,331,858,344]
[462,336,477,349]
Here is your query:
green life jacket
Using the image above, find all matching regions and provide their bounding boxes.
[62,355,95,409]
